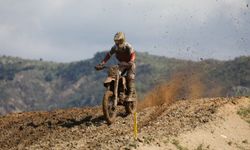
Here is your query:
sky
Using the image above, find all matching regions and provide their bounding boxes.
[0,0,250,62]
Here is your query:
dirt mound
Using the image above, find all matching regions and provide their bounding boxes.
[0,97,249,149]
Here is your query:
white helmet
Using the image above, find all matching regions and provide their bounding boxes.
[114,32,126,48]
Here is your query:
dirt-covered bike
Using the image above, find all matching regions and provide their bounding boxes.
[95,62,137,124]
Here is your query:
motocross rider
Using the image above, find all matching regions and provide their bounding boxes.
[96,32,136,101]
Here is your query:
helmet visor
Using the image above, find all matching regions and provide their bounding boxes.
[115,39,124,45]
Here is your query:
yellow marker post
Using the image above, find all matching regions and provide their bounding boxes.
[134,112,138,140]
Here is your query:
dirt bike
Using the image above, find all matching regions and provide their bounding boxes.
[95,62,137,125]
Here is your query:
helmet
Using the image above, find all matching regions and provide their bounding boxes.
[114,32,125,48]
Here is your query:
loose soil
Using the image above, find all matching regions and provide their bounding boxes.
[0,97,249,150]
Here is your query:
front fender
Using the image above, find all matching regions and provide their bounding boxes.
[104,77,115,87]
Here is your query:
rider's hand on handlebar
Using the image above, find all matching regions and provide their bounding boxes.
[95,62,105,70]
[128,61,134,67]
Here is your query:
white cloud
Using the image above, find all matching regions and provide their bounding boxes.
[0,0,249,62]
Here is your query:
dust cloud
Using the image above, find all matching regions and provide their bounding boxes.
[138,68,223,110]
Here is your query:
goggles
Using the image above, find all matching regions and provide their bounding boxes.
[115,40,124,45]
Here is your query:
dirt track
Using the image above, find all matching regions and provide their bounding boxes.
[0,97,249,150]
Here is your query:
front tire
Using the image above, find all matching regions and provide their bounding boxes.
[102,91,116,125]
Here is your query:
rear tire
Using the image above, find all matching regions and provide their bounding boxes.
[103,91,116,125]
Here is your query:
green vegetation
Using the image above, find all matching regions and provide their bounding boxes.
[237,104,250,124]
[0,53,250,115]
[172,139,188,150]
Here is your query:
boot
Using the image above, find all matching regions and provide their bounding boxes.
[126,80,136,101]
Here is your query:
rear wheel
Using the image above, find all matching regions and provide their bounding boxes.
[102,91,116,125]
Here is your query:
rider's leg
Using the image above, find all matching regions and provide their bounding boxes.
[126,63,136,101]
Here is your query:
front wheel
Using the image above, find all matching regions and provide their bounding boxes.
[102,91,116,125]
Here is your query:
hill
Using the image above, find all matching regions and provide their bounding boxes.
[0,96,249,149]
[0,53,250,115]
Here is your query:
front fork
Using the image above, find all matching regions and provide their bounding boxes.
[113,73,119,108]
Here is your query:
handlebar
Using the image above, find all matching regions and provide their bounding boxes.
[95,62,131,71]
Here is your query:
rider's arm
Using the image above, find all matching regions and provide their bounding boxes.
[101,52,111,64]
[127,43,135,63]
[130,51,136,62]
[101,45,116,64]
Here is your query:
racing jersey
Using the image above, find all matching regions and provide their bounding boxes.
[102,42,136,63]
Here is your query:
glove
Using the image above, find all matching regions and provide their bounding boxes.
[95,62,105,70]
[128,61,134,67]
